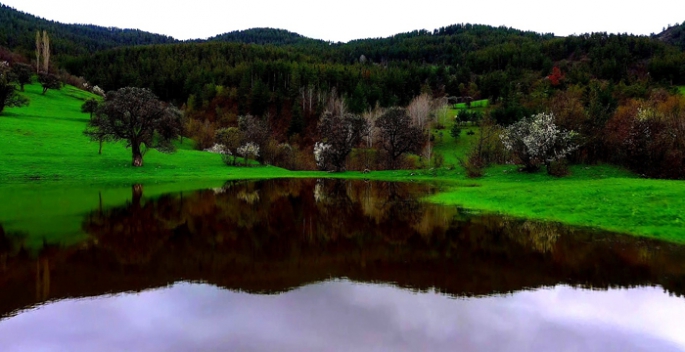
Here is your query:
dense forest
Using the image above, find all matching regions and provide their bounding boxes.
[655,22,685,51]
[3,3,685,178]
[0,4,177,60]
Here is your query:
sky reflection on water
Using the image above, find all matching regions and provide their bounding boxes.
[0,281,683,352]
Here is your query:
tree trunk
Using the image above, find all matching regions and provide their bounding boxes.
[132,144,143,167]
[98,139,103,155]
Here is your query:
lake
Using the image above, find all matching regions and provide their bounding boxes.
[1,179,684,351]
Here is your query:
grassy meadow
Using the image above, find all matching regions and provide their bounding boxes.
[2,84,685,246]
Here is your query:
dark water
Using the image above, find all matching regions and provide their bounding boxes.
[1,179,685,351]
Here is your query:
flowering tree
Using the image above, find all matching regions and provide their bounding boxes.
[215,127,242,165]
[314,142,332,170]
[237,142,260,166]
[500,112,579,173]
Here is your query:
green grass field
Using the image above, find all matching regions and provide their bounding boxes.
[427,165,685,244]
[0,83,326,183]
[453,99,489,110]
[3,84,685,245]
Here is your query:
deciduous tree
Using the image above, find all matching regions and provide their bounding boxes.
[38,73,60,95]
[500,112,579,174]
[0,65,29,114]
[84,87,183,166]
[11,63,32,91]
[316,111,368,171]
[81,98,99,119]
[375,107,426,169]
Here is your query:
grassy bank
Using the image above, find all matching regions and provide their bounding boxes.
[427,165,685,244]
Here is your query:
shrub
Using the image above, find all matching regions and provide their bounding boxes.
[450,124,462,141]
[187,119,216,150]
[459,152,486,178]
[547,160,570,177]
[431,153,445,169]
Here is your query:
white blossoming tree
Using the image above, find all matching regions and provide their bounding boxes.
[313,142,332,171]
[500,112,579,174]
[237,142,260,166]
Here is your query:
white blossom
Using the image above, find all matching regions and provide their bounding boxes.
[500,112,579,168]
[204,143,231,154]
[314,142,332,170]
[237,142,260,158]
[91,85,105,97]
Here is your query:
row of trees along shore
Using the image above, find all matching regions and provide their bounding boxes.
[2,23,685,177]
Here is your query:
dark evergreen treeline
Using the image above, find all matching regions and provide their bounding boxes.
[64,42,437,109]
[654,22,685,51]
[65,26,685,108]
[0,4,177,60]
[207,28,329,47]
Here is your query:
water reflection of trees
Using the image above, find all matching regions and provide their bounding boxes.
[2,180,685,319]
[79,180,685,295]
[83,185,186,265]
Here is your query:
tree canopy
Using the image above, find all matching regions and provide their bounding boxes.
[84,87,183,166]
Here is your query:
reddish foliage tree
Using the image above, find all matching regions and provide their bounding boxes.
[548,66,565,86]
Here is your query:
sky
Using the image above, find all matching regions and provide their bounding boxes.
[1,0,685,42]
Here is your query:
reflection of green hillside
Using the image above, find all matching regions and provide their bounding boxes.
[0,181,225,250]
[2,180,685,321]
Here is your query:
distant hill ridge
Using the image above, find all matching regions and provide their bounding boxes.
[0,3,178,58]
[207,28,328,46]
[654,22,685,50]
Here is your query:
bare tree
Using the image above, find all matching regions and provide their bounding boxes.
[42,31,50,73]
[361,105,383,169]
[408,94,432,129]
[408,94,434,167]
[375,107,426,169]
[35,31,40,73]
[35,30,50,73]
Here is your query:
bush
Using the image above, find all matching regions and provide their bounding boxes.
[187,119,216,150]
[450,124,462,140]
[456,110,483,124]
[547,160,570,177]
[459,152,485,178]
[431,153,445,168]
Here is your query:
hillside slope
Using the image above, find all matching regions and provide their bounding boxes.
[0,83,305,182]
[0,3,177,59]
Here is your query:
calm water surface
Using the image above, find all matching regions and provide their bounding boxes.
[1,179,684,351]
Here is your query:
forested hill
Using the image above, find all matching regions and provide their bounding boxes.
[655,22,685,51]
[65,24,685,107]
[0,4,177,59]
[207,28,329,47]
